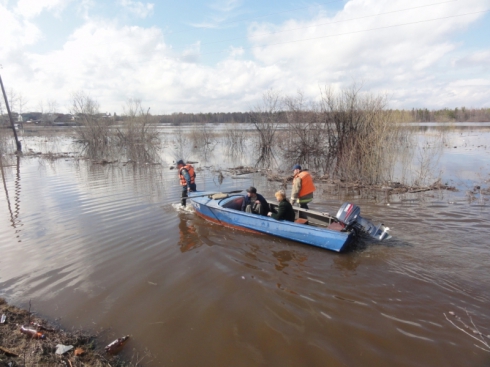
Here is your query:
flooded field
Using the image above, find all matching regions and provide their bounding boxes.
[0,124,489,366]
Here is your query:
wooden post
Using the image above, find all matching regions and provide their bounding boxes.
[0,73,22,152]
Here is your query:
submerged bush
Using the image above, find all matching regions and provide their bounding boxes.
[115,98,161,163]
[72,91,111,159]
[280,85,404,185]
[249,90,284,169]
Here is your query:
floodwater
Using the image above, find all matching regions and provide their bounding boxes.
[0,124,489,367]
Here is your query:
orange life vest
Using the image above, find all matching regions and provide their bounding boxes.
[179,165,196,186]
[295,171,315,197]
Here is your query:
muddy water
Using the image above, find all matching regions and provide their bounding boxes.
[0,128,489,367]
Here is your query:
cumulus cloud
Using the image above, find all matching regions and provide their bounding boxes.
[245,0,490,107]
[0,3,42,51]
[1,0,490,113]
[119,0,154,18]
[2,20,280,113]
[14,0,69,19]
[76,0,95,19]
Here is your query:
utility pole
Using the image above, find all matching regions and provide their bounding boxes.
[0,69,22,152]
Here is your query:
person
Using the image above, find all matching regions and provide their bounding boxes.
[268,190,295,222]
[241,186,269,216]
[177,159,196,207]
[291,164,315,217]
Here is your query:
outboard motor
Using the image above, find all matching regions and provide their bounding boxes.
[336,203,391,241]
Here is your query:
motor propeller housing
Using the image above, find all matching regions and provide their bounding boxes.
[336,202,391,241]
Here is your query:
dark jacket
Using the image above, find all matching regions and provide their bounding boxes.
[271,199,295,222]
[242,193,270,216]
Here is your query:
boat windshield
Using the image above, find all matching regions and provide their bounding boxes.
[220,195,245,211]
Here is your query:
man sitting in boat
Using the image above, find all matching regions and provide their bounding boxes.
[267,190,295,222]
[241,186,270,216]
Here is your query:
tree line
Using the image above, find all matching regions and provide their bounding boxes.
[157,108,490,124]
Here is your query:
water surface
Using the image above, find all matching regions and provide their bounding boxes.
[0,125,489,366]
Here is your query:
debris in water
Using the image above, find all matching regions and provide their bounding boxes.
[19,325,45,339]
[74,347,85,356]
[105,335,130,354]
[55,344,74,355]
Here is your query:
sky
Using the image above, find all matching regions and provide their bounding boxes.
[1,0,490,114]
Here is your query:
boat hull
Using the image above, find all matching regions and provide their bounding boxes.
[190,194,353,252]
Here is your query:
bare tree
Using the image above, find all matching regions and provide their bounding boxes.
[115,98,161,163]
[190,123,217,159]
[249,90,282,168]
[71,91,110,158]
[223,118,247,155]
[317,84,403,184]
[46,99,58,124]
[282,91,328,169]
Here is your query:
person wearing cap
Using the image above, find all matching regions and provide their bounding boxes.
[241,186,270,216]
[177,159,197,207]
[291,164,315,215]
[267,190,295,222]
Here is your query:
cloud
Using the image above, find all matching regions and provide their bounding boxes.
[1,0,490,114]
[76,0,95,19]
[190,0,243,28]
[228,46,244,58]
[454,50,490,69]
[119,0,154,18]
[0,3,42,51]
[208,0,242,13]
[14,0,69,19]
[245,0,490,107]
[2,20,280,113]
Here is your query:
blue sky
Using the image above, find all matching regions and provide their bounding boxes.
[1,0,490,114]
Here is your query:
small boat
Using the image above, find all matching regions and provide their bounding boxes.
[190,191,390,252]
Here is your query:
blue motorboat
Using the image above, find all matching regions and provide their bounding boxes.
[190,191,390,252]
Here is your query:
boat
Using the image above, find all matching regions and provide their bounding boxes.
[189,191,390,252]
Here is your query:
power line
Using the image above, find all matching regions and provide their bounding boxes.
[196,9,490,57]
[168,0,344,35]
[172,0,461,51]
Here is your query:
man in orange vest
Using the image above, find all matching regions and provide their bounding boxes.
[177,159,197,207]
[291,164,315,216]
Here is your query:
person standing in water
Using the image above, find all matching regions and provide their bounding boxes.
[177,159,196,207]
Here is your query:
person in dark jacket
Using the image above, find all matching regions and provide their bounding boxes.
[268,190,296,222]
[242,186,269,216]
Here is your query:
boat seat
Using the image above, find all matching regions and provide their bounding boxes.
[294,218,308,225]
[211,193,229,199]
[222,196,245,211]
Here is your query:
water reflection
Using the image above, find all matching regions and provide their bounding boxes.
[178,216,201,253]
[0,154,22,237]
[332,253,361,274]
[0,125,489,367]
[271,250,307,272]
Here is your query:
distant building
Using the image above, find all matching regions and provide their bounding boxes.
[53,114,77,126]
